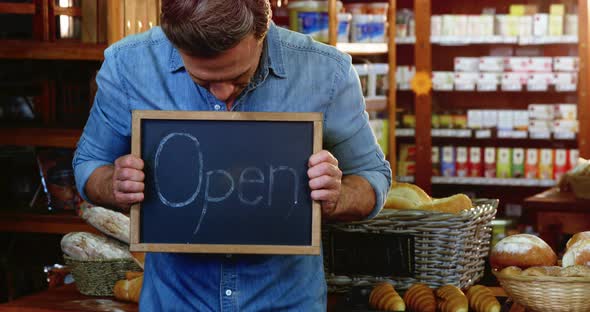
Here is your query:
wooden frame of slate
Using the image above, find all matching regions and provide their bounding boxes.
[130,110,323,255]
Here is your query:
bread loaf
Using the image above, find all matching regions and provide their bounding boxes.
[61,232,132,260]
[466,285,500,312]
[369,282,405,311]
[566,231,590,249]
[489,234,557,269]
[562,239,590,267]
[521,266,562,277]
[499,266,522,276]
[403,283,435,312]
[384,183,432,210]
[82,206,130,243]
[114,274,143,303]
[436,285,468,312]
[417,194,472,214]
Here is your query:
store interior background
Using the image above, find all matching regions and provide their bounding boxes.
[0,0,588,302]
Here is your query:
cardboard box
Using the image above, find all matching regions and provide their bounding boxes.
[512,148,525,178]
[554,149,568,181]
[525,149,539,179]
[454,57,480,72]
[505,57,530,72]
[369,119,388,156]
[498,111,515,131]
[553,57,579,72]
[454,72,478,91]
[539,149,554,180]
[533,14,549,36]
[549,15,564,36]
[529,57,553,72]
[432,146,441,176]
[398,161,416,176]
[569,149,579,170]
[482,110,499,129]
[432,71,454,91]
[484,147,496,178]
[441,146,456,177]
[479,57,505,72]
[565,14,578,36]
[469,147,483,177]
[456,146,468,177]
[528,104,554,120]
[552,120,578,134]
[467,110,484,129]
[431,15,442,37]
[497,148,512,178]
[549,4,565,16]
[399,144,417,162]
[518,16,533,37]
[513,110,529,131]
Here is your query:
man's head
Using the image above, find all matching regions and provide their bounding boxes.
[161,0,272,105]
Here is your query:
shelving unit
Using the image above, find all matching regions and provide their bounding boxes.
[0,212,96,235]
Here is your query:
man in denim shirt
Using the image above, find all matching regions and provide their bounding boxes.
[74,0,391,310]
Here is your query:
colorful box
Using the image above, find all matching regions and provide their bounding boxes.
[441,146,456,177]
[539,149,554,180]
[432,146,441,176]
[484,147,497,178]
[525,149,539,179]
[512,148,525,178]
[569,149,579,170]
[533,14,549,36]
[469,147,483,177]
[497,148,512,178]
[554,149,568,181]
[456,146,469,177]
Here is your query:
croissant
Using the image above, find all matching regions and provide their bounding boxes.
[436,285,468,312]
[403,283,436,312]
[113,273,143,303]
[369,282,406,311]
[466,285,501,312]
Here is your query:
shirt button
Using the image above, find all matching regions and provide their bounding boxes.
[214,104,221,110]
[225,289,232,296]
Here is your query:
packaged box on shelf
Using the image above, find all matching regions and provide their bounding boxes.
[569,149,579,170]
[539,149,554,180]
[512,148,525,178]
[565,14,578,36]
[369,63,389,98]
[477,73,500,91]
[469,147,483,177]
[514,110,529,131]
[518,16,533,37]
[399,144,417,162]
[554,149,568,181]
[550,4,565,16]
[553,57,579,72]
[529,119,552,131]
[454,72,478,91]
[432,71,454,91]
[354,64,370,97]
[533,14,549,37]
[479,57,505,72]
[397,66,415,91]
[529,57,553,72]
[398,161,416,176]
[454,57,480,72]
[402,114,416,128]
[441,15,456,36]
[441,146,456,177]
[497,148,512,178]
[527,73,554,91]
[495,15,519,37]
[481,110,499,129]
[528,104,555,120]
[467,110,484,129]
[553,73,577,87]
[549,15,564,36]
[432,147,441,176]
[525,149,539,179]
[484,147,497,178]
[467,15,494,37]
[456,146,468,177]
[439,112,453,129]
[455,15,468,36]
[552,120,578,133]
[453,113,468,129]
[369,119,388,156]
[501,72,527,91]
[431,15,442,37]
[497,110,515,131]
[554,104,577,120]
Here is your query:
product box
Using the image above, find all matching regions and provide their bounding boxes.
[512,148,525,178]
[497,110,514,131]
[525,149,539,179]
[456,146,469,177]
[467,110,484,129]
[497,148,512,178]
[539,149,554,180]
[469,147,483,177]
[554,149,568,181]
[528,104,554,120]
[569,149,579,170]
[533,14,548,36]
[484,147,497,178]
[454,57,480,72]
[501,73,527,91]
[552,120,578,134]
[565,14,578,36]
[553,73,577,92]
[479,57,505,72]
[549,4,565,16]
[432,146,441,176]
[505,57,530,72]
[481,15,495,36]
[482,110,499,129]
[432,71,454,91]
[518,16,533,37]
[399,144,417,162]
[477,73,500,91]
[431,15,442,37]
[369,119,388,156]
[441,146,456,177]
[454,72,478,91]
[553,57,579,72]
[398,161,416,176]
[549,15,564,36]
[513,110,529,131]
[441,15,456,36]
[529,57,553,72]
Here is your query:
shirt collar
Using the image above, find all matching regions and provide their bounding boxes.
[168,22,286,79]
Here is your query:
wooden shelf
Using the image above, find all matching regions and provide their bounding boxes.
[0,211,97,235]
[0,40,106,61]
[53,6,82,17]
[524,188,590,212]
[0,128,82,148]
[336,43,388,56]
[0,2,35,14]
[396,176,556,187]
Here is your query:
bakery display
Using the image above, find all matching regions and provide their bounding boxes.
[466,285,500,312]
[489,234,557,269]
[435,285,468,312]
[368,282,405,312]
[61,232,133,261]
[82,206,130,243]
[403,283,436,312]
[384,183,472,214]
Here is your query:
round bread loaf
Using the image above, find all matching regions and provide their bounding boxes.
[562,239,590,267]
[566,231,590,249]
[489,234,557,270]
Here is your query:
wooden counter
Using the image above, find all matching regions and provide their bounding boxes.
[0,211,97,235]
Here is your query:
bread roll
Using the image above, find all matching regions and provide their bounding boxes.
[566,231,590,249]
[522,266,562,277]
[114,274,143,303]
[61,232,133,260]
[417,194,473,214]
[82,206,130,243]
[403,283,435,312]
[436,285,468,312]
[560,264,590,277]
[466,285,500,312]
[384,183,431,210]
[562,239,590,267]
[499,266,522,276]
[369,282,405,311]
[489,234,557,269]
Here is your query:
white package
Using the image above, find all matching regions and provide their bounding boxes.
[533,14,548,37]
[553,57,579,72]
[479,57,504,72]
[454,57,480,72]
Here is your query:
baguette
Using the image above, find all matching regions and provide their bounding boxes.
[61,232,132,260]
[114,274,143,303]
[417,194,472,214]
[403,283,436,312]
[369,282,405,311]
[466,285,500,312]
[82,206,130,243]
[436,285,468,312]
[384,183,432,210]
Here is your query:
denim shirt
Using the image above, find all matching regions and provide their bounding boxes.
[73,23,391,311]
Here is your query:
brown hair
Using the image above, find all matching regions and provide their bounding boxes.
[161,0,271,57]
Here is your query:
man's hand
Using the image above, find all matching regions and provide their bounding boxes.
[86,154,145,211]
[308,150,342,218]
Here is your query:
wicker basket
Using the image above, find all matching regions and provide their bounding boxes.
[324,199,497,293]
[569,175,590,199]
[64,255,142,296]
[493,270,590,312]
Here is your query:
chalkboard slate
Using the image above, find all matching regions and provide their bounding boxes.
[130,111,322,255]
